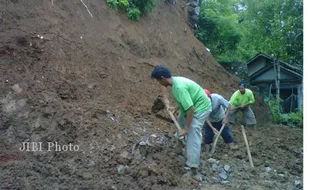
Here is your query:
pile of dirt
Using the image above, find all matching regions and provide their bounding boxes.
[0,0,302,189]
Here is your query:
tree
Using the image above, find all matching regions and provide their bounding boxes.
[196,0,303,68]
[196,0,242,62]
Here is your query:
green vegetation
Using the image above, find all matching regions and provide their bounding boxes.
[127,7,141,20]
[196,0,303,69]
[106,0,155,20]
[266,97,303,128]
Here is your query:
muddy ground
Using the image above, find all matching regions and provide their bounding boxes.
[0,0,303,189]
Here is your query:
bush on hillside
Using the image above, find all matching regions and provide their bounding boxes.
[265,97,303,128]
[107,0,119,9]
[106,0,155,20]
[130,0,155,14]
[127,7,141,20]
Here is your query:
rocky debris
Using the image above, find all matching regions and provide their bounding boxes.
[218,167,228,180]
[211,176,220,184]
[211,163,218,173]
[17,99,27,107]
[11,84,23,93]
[265,167,272,172]
[117,165,128,175]
[207,158,219,164]
[192,173,202,182]
[87,160,95,167]
[138,134,168,147]
[110,145,116,151]
[120,151,130,159]
[80,172,93,180]
[295,180,302,189]
[224,165,230,172]
[181,172,198,185]
[221,180,230,184]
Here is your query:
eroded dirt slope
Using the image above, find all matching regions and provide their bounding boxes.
[0,0,302,189]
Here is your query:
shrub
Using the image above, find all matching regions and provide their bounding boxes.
[130,0,155,14]
[127,7,141,20]
[107,0,129,10]
[107,0,118,9]
[106,0,155,20]
[118,0,129,9]
[287,110,303,128]
[265,97,303,128]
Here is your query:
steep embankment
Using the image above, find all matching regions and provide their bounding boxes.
[0,0,302,190]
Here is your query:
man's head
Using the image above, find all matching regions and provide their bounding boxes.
[238,80,246,94]
[204,89,211,98]
[151,65,172,87]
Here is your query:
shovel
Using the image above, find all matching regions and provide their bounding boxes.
[151,94,184,139]
[210,123,225,154]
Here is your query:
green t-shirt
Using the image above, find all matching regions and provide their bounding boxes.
[229,89,255,107]
[171,77,211,116]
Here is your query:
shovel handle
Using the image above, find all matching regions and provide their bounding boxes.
[241,125,254,168]
[161,95,182,130]
[161,95,184,140]
[210,123,226,154]
[167,109,182,131]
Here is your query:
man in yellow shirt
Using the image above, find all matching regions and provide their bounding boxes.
[224,81,257,126]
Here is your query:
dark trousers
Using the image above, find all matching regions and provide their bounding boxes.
[204,120,235,144]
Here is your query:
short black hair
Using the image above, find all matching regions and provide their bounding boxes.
[238,80,246,87]
[150,65,172,79]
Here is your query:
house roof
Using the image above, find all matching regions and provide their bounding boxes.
[246,52,302,77]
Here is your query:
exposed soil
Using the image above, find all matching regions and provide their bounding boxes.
[0,0,302,189]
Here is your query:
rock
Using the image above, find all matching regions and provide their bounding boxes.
[261,180,274,188]
[200,160,207,166]
[122,128,127,134]
[200,169,207,176]
[192,173,202,182]
[242,174,250,180]
[181,172,197,185]
[211,163,218,172]
[11,84,22,93]
[221,180,230,184]
[120,151,130,159]
[177,155,186,162]
[218,171,228,180]
[243,164,250,171]
[87,160,95,167]
[265,167,272,172]
[259,172,270,179]
[110,145,116,151]
[99,72,108,78]
[117,165,128,175]
[295,180,302,189]
[295,180,301,186]
[211,176,220,184]
[219,167,225,173]
[17,99,27,107]
[202,176,211,183]
[207,158,219,164]
[19,179,32,190]
[87,83,97,89]
[224,165,230,172]
[82,172,93,180]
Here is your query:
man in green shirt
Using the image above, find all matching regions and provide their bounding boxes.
[151,65,212,181]
[224,81,257,126]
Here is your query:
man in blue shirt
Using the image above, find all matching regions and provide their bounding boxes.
[203,90,238,152]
